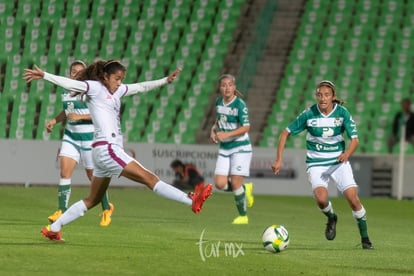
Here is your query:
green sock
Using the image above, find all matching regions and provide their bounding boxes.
[101,191,110,210]
[356,217,369,238]
[234,187,246,216]
[57,185,71,212]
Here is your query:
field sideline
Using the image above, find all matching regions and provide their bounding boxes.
[0,185,413,275]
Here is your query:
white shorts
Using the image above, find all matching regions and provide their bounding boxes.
[92,142,135,178]
[59,139,94,169]
[214,152,252,176]
[307,162,357,193]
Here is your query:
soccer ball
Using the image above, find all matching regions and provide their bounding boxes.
[262,225,290,253]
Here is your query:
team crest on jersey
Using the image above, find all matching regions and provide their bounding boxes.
[334,117,342,126]
[67,102,75,110]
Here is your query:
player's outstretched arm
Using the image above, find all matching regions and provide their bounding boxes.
[23,65,87,93]
[125,68,182,96]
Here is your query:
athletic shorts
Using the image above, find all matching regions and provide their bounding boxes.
[307,161,357,193]
[92,142,135,178]
[214,151,252,176]
[59,139,93,170]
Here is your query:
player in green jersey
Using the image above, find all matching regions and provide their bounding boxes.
[271,80,373,249]
[210,74,254,225]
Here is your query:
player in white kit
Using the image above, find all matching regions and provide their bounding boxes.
[46,60,114,227]
[24,60,212,241]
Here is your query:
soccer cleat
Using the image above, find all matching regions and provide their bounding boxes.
[361,237,374,249]
[100,203,114,227]
[232,215,249,225]
[194,183,206,195]
[48,209,62,223]
[191,184,212,213]
[244,182,254,208]
[325,214,337,240]
[40,225,64,241]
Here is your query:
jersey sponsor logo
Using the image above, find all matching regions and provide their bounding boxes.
[307,117,344,127]
[309,119,318,126]
[315,144,339,151]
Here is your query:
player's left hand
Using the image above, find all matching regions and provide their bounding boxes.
[167,68,182,83]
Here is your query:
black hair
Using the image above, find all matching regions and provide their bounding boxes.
[103,59,126,75]
[170,159,185,168]
[76,59,125,82]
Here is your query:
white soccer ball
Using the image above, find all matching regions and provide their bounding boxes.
[262,225,290,253]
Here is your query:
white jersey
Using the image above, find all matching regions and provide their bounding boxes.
[44,72,168,147]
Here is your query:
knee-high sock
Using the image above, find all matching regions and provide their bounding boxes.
[51,200,87,232]
[153,181,192,206]
[58,178,71,212]
[233,186,246,216]
[101,190,110,210]
[353,206,369,238]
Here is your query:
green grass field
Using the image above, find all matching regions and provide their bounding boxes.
[1,185,413,276]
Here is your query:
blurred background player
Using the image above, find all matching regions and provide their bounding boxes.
[387,98,414,153]
[24,60,212,241]
[46,60,114,227]
[210,74,254,225]
[170,159,208,193]
[271,80,373,249]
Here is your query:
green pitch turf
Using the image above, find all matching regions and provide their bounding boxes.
[0,185,413,275]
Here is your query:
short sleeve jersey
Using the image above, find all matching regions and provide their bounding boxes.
[287,103,358,168]
[61,91,94,142]
[215,96,251,152]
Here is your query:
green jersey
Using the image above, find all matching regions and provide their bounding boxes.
[215,96,252,154]
[61,91,94,146]
[287,103,357,168]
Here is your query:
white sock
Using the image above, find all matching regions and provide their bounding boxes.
[153,181,192,206]
[352,206,366,219]
[51,200,87,232]
[59,178,71,185]
[320,201,333,213]
[233,186,244,196]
